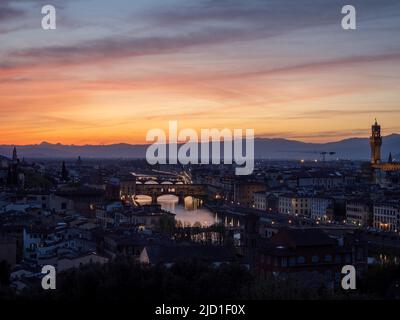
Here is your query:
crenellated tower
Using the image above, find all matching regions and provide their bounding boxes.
[370,119,382,165]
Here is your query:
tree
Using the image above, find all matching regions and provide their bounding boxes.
[21,259,252,301]
[6,167,12,186]
[158,215,175,235]
[0,261,11,286]
[193,221,202,228]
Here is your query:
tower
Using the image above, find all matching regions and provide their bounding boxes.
[370,119,382,165]
[12,147,18,163]
[8,147,19,187]
[76,156,82,168]
[61,161,69,181]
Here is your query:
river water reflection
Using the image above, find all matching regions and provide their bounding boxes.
[135,194,215,227]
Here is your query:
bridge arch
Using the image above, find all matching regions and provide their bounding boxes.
[144,180,159,185]
[134,184,207,205]
[134,195,152,205]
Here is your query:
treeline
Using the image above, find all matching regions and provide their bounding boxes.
[2,259,400,300]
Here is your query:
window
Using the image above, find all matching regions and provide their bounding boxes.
[334,272,341,285]
[324,255,333,262]
[297,256,306,264]
[335,255,342,263]
[325,270,333,282]
[312,255,319,263]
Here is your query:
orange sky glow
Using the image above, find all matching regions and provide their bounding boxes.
[1,0,400,145]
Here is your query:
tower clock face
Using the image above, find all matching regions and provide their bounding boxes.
[1,0,400,308]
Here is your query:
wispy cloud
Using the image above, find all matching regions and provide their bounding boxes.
[0,5,25,21]
[1,0,400,144]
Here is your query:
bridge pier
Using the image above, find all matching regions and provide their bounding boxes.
[178,192,185,205]
[151,192,158,205]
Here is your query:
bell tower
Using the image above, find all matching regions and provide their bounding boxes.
[12,146,18,163]
[370,119,382,164]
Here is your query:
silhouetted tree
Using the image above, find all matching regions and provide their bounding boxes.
[16,259,390,301]
[158,215,175,235]
[6,167,12,186]
[0,261,11,286]
[21,259,251,301]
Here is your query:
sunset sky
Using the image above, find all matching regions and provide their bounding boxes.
[1,0,400,145]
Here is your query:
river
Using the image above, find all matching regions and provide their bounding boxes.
[135,194,216,227]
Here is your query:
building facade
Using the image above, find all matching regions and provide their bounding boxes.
[256,228,367,288]
[310,197,333,221]
[373,202,400,232]
[346,200,372,227]
[234,180,266,207]
[279,194,311,216]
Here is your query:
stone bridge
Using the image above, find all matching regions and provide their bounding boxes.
[134,184,207,204]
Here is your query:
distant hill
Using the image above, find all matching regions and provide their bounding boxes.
[254,134,400,160]
[1,134,399,160]
[0,142,148,160]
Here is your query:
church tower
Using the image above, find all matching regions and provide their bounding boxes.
[12,146,18,163]
[388,152,393,163]
[370,119,382,164]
